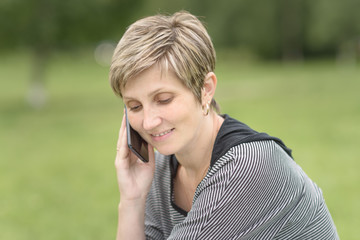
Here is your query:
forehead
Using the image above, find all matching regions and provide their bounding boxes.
[122,65,189,99]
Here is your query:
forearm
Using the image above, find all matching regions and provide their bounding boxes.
[116,199,147,240]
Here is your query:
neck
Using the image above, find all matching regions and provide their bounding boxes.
[175,113,224,180]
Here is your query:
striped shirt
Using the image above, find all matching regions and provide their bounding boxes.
[145,115,339,239]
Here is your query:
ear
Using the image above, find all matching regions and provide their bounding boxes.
[202,72,217,104]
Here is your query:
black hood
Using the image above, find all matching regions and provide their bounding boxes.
[210,115,293,168]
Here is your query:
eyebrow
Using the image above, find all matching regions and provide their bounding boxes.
[123,88,167,101]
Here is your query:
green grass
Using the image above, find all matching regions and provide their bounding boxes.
[1,50,359,239]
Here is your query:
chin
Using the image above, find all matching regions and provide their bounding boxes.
[154,145,177,156]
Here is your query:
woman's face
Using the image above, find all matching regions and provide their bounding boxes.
[122,65,205,156]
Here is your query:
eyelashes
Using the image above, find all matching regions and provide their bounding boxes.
[128,97,173,112]
[158,97,173,104]
[129,105,141,111]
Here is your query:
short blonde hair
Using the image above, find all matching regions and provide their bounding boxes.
[109,11,217,107]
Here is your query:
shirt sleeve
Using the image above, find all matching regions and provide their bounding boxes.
[167,140,337,239]
[145,217,164,240]
[144,153,173,239]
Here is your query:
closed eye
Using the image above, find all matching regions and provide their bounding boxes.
[129,105,142,112]
[158,98,173,104]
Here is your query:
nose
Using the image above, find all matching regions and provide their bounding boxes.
[142,107,161,131]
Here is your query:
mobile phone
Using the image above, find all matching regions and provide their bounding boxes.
[124,106,149,162]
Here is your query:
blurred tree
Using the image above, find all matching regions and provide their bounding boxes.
[0,0,143,108]
[188,0,359,60]
[278,0,306,60]
[189,0,282,58]
[1,0,359,62]
[306,0,360,61]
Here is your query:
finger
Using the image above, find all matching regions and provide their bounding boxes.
[117,114,126,150]
[115,114,130,168]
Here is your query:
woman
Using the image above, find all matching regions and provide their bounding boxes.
[109,11,339,239]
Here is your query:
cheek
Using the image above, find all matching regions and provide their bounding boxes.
[128,114,143,131]
[170,101,202,125]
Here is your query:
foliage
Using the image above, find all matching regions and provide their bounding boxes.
[1,0,359,59]
[0,0,142,50]
[186,0,360,59]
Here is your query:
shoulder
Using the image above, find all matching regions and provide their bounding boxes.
[187,140,335,239]
[208,140,294,179]
[197,140,304,206]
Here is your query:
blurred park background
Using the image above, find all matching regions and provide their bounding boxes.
[0,0,359,239]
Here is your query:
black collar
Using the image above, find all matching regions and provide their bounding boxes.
[210,114,292,168]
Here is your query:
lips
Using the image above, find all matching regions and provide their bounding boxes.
[151,128,174,137]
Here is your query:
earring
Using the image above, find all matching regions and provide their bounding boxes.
[203,101,210,116]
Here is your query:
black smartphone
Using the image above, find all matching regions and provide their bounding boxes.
[124,106,149,162]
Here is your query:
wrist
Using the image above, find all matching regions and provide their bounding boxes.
[118,189,149,205]
[119,197,146,212]
[117,198,146,238]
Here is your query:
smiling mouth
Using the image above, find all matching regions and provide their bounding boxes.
[151,128,174,137]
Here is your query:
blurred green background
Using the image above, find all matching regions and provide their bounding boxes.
[1,0,359,239]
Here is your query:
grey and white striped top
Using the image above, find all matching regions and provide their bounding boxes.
[145,116,339,239]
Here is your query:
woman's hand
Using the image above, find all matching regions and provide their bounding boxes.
[115,114,155,202]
